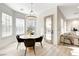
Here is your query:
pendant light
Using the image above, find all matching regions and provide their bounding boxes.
[26,3,37,20]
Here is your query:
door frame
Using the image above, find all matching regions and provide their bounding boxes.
[44,15,53,44]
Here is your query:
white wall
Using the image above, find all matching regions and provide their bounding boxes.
[57,7,66,44]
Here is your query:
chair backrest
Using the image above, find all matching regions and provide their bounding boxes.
[24,39,35,47]
[16,35,25,42]
[35,36,43,42]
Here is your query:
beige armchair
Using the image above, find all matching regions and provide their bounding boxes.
[60,32,75,45]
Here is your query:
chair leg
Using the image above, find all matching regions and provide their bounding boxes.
[40,42,43,48]
[33,46,36,55]
[17,43,20,49]
[24,48,27,56]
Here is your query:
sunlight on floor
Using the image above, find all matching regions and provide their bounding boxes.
[68,47,79,56]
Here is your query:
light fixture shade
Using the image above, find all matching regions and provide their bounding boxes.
[26,15,37,20]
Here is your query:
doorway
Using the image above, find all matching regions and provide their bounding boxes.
[44,15,53,44]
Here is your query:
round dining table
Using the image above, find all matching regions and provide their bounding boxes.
[20,34,40,39]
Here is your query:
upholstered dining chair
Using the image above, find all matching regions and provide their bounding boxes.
[35,36,43,48]
[24,39,36,55]
[16,35,25,49]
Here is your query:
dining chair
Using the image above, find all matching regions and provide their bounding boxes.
[24,39,36,56]
[16,35,25,49]
[35,36,43,48]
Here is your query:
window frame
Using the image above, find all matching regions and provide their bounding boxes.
[2,12,12,38]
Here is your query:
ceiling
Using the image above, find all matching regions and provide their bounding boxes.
[59,3,79,19]
[5,3,69,16]
[5,3,58,16]
[5,3,79,19]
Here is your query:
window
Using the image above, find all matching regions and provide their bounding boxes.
[16,18,25,35]
[2,13,12,37]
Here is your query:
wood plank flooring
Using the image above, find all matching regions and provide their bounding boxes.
[0,41,79,56]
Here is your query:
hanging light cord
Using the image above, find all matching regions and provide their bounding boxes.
[26,3,37,18]
[30,3,33,16]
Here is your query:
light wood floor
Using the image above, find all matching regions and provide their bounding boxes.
[0,41,79,56]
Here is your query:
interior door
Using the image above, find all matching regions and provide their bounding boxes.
[44,15,53,43]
